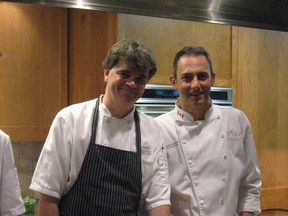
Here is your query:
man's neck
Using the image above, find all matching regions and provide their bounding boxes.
[189,109,206,121]
[101,95,134,119]
[179,101,211,121]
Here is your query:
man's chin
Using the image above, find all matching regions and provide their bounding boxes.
[189,99,207,108]
[123,95,139,104]
[190,98,203,105]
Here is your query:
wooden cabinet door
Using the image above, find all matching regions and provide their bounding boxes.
[0,2,68,141]
[68,9,117,104]
[232,26,288,210]
[118,14,232,87]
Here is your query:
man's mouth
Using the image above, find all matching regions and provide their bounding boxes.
[121,87,140,94]
[190,92,203,97]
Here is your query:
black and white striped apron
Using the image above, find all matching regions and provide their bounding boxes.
[59,98,142,216]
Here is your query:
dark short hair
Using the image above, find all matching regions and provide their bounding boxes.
[102,39,157,80]
[172,46,214,77]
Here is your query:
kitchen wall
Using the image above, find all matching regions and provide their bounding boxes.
[12,142,44,199]
[0,3,68,142]
[1,2,288,215]
[232,26,288,212]
[118,14,232,86]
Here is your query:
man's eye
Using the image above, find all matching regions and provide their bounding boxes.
[136,77,148,84]
[197,72,209,80]
[118,72,130,79]
[181,75,192,82]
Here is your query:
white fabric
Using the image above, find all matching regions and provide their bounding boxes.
[0,130,26,216]
[156,101,261,216]
[30,98,170,211]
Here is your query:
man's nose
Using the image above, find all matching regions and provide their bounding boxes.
[126,79,137,88]
[191,77,200,89]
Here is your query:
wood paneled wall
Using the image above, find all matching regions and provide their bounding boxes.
[68,9,117,104]
[118,14,232,87]
[0,3,68,141]
[232,27,288,212]
[0,5,118,141]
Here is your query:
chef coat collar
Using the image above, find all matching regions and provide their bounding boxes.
[98,94,135,122]
[174,98,214,122]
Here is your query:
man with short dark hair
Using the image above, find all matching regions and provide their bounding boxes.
[156,45,261,216]
[30,39,171,216]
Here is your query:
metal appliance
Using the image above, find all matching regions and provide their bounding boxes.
[135,84,233,117]
[4,0,288,32]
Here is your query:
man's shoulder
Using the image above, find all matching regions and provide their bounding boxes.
[137,111,174,133]
[156,110,174,122]
[213,105,250,124]
[58,99,96,116]
[214,105,242,115]
[0,129,8,139]
[154,111,175,131]
[51,99,97,127]
[0,129,10,148]
[138,111,159,125]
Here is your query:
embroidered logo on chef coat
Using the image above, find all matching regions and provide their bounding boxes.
[227,129,241,140]
[141,145,152,155]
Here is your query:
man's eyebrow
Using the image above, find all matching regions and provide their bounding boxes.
[180,73,192,77]
[117,69,131,73]
[139,74,148,79]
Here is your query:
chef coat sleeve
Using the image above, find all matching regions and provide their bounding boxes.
[30,113,73,199]
[237,112,261,215]
[0,133,26,215]
[141,124,171,211]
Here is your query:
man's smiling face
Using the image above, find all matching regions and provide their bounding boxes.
[170,54,215,113]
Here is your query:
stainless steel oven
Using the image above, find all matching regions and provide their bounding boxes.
[135,84,233,118]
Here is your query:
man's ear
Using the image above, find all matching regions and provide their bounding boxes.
[211,72,216,86]
[104,68,110,82]
[170,76,178,90]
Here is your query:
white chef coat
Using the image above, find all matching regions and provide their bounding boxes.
[156,101,261,216]
[0,130,26,216]
[30,97,170,211]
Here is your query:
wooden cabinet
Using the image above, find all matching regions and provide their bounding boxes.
[232,26,288,210]
[0,3,118,141]
[118,14,232,86]
[0,3,68,142]
[68,9,117,104]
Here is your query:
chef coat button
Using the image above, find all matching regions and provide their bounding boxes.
[188,160,192,165]
[182,139,187,144]
[106,119,110,123]
[199,200,205,205]
[222,154,228,160]
[219,197,224,205]
[217,115,221,119]
[194,181,199,186]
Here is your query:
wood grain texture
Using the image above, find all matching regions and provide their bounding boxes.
[0,3,68,141]
[118,14,232,86]
[232,26,288,212]
[68,9,117,104]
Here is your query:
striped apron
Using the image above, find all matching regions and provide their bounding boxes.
[59,99,142,216]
